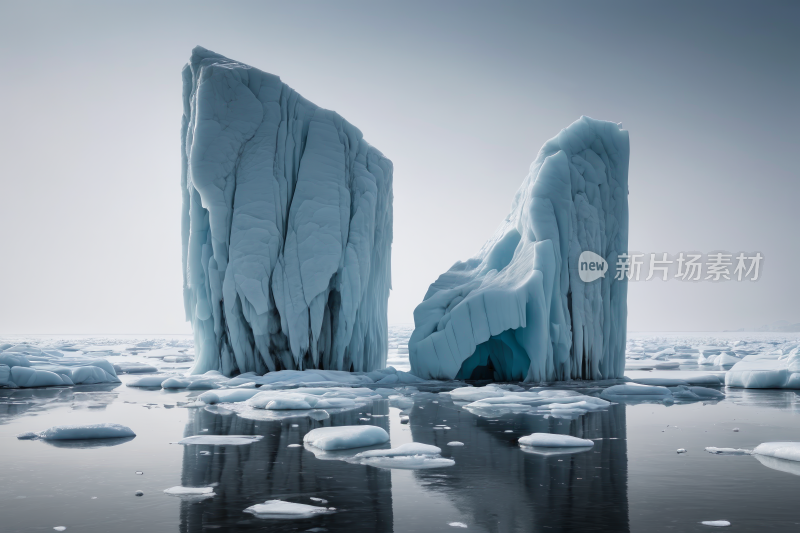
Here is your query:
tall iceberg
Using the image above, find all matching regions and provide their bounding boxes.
[181,47,393,376]
[409,117,629,382]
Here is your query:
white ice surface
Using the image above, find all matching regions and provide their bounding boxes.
[303,425,389,451]
[243,500,335,519]
[175,435,263,445]
[163,486,215,499]
[37,423,135,440]
[752,442,800,462]
[518,433,594,447]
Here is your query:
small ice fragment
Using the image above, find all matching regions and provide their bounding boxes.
[504,430,513,433]
[175,435,263,446]
[447,442,465,447]
[733,428,740,432]
[449,523,468,528]
[288,444,301,448]
[135,490,144,496]
[163,486,215,498]
[677,449,687,454]
[199,451,211,455]
[705,447,752,455]
[701,520,730,527]
[518,433,594,448]
[135,471,143,475]
[433,426,450,430]
[304,426,389,451]
[53,528,66,532]
[244,500,336,519]
[292,424,299,428]
[16,432,38,440]
[310,497,328,504]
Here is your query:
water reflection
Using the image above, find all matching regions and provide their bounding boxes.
[177,407,393,533]
[176,393,630,533]
[409,400,629,533]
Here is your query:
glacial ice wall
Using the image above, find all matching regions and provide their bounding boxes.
[182,47,393,376]
[409,117,628,382]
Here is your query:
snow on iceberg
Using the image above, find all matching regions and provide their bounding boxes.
[181,47,393,377]
[244,500,335,519]
[409,117,629,381]
[303,425,389,451]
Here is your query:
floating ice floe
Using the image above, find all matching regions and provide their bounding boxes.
[518,433,594,448]
[446,385,612,420]
[701,520,730,527]
[303,426,389,451]
[163,486,215,499]
[726,352,800,389]
[353,443,454,469]
[752,442,800,476]
[126,375,173,387]
[752,442,800,462]
[18,423,136,441]
[447,441,465,447]
[704,447,752,455]
[600,383,673,402]
[243,500,336,519]
[175,435,263,446]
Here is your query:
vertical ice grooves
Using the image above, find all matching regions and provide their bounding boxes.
[182,47,393,376]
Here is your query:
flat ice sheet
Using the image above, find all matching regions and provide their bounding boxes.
[175,435,263,446]
[518,433,594,448]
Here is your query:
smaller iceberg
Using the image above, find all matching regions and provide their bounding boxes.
[726,350,800,389]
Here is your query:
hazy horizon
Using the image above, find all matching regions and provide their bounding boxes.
[1,1,798,335]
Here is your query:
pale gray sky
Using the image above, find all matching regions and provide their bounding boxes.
[0,0,797,333]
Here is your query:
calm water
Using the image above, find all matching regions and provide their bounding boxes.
[1,379,799,532]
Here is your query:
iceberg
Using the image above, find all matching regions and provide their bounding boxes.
[181,47,393,377]
[409,117,629,381]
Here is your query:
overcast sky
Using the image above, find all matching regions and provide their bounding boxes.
[1,0,797,334]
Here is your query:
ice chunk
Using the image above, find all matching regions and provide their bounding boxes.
[303,425,389,451]
[244,500,335,519]
[198,389,262,405]
[726,359,800,389]
[700,521,730,527]
[175,435,263,445]
[446,386,506,402]
[449,523,468,528]
[409,117,628,382]
[114,362,158,374]
[126,375,171,387]
[447,441,465,447]
[38,423,135,440]
[670,385,725,401]
[704,447,752,455]
[163,486,215,499]
[600,384,673,402]
[518,433,594,447]
[752,442,800,462]
[631,377,689,386]
[354,443,454,469]
[181,47,393,377]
